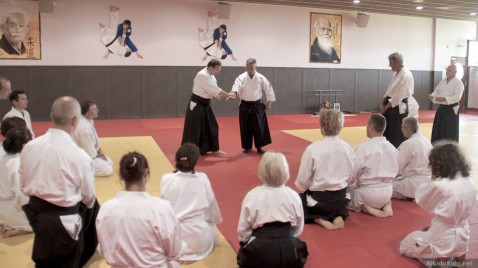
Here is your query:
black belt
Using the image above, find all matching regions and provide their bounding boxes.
[105,36,118,48]
[251,222,293,239]
[190,93,211,105]
[29,196,80,215]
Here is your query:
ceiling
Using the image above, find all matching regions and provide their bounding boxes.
[216,0,478,22]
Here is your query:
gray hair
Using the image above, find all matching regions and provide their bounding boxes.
[50,96,81,127]
[402,116,419,134]
[2,9,29,25]
[246,58,256,65]
[319,109,344,136]
[388,52,403,66]
[258,151,290,187]
[0,76,10,88]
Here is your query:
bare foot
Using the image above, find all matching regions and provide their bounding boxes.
[99,23,105,28]
[2,229,32,238]
[231,54,238,61]
[109,6,119,12]
[333,216,345,229]
[315,218,336,230]
[103,51,111,59]
[202,54,208,61]
[361,204,388,218]
[382,202,393,217]
[136,52,144,59]
[208,10,217,17]
[198,27,204,32]
[212,150,227,156]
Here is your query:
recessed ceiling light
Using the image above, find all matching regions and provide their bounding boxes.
[416,6,424,10]
[471,12,477,16]
[353,0,360,3]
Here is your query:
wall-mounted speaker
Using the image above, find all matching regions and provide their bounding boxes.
[217,2,231,19]
[355,13,370,28]
[39,0,54,13]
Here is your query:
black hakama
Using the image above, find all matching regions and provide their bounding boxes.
[22,196,100,268]
[237,222,308,268]
[382,97,408,148]
[239,100,272,150]
[181,94,220,154]
[431,103,460,143]
[300,189,349,223]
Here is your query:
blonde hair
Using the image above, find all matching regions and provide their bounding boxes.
[319,109,344,136]
[258,151,290,187]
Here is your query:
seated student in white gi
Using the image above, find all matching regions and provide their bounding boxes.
[72,100,113,177]
[3,90,35,138]
[160,143,222,262]
[295,109,354,230]
[96,152,185,268]
[392,117,432,199]
[400,141,477,263]
[0,117,27,158]
[0,128,32,238]
[348,114,398,217]
[238,151,308,268]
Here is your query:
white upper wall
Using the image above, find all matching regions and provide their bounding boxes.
[1,0,475,71]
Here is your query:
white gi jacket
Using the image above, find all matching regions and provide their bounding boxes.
[97,191,184,268]
[295,136,354,192]
[238,184,304,243]
[0,154,31,231]
[231,72,276,102]
[400,176,477,259]
[384,67,413,110]
[3,107,35,138]
[161,171,222,261]
[393,132,432,199]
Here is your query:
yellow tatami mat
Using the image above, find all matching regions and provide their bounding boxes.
[283,122,478,186]
[0,136,237,268]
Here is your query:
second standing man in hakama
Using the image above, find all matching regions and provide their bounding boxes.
[230,58,275,154]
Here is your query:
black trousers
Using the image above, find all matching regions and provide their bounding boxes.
[237,222,308,268]
[239,100,271,150]
[181,94,220,154]
[382,97,408,148]
[431,103,460,143]
[300,189,349,223]
[22,196,100,268]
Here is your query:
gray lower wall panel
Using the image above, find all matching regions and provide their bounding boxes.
[0,66,441,121]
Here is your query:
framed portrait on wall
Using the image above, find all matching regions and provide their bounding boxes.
[0,1,41,60]
[310,13,341,64]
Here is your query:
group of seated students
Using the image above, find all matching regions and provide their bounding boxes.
[0,97,477,268]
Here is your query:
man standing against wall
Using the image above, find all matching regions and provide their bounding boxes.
[20,96,99,267]
[3,90,34,138]
[381,52,413,148]
[230,58,275,154]
[181,59,235,155]
[429,64,464,143]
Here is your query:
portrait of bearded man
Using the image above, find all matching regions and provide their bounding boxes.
[310,14,341,63]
